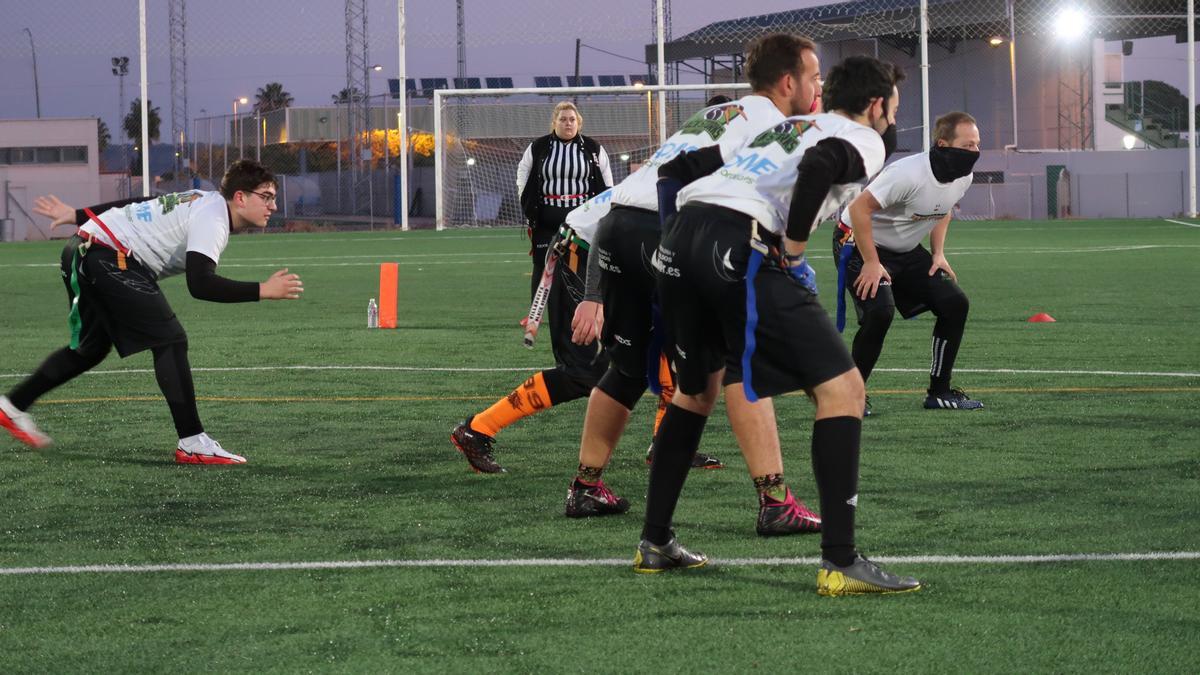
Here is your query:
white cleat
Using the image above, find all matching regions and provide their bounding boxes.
[0,395,53,449]
[175,433,246,465]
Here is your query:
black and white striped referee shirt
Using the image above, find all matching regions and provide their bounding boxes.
[517,136,613,209]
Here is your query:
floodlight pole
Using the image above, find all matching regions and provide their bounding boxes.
[398,0,410,230]
[656,0,666,145]
[23,29,41,118]
[1189,0,1196,217]
[919,0,930,151]
[1008,0,1018,148]
[139,0,150,197]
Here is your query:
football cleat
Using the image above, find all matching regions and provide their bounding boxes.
[564,479,630,518]
[174,433,245,465]
[450,416,505,474]
[863,395,873,418]
[924,388,983,411]
[756,488,821,536]
[817,555,922,596]
[633,533,708,574]
[0,396,53,449]
[645,442,725,470]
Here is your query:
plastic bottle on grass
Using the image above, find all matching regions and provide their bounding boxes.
[368,298,379,328]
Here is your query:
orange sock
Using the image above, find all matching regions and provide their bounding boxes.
[653,354,675,438]
[470,372,554,437]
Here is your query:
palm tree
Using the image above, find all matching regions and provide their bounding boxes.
[122,98,161,172]
[331,87,364,104]
[97,119,111,153]
[255,82,293,113]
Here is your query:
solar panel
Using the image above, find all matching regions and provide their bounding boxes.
[387,78,418,99]
[598,75,626,86]
[420,78,449,95]
[629,74,657,86]
[484,77,514,89]
[565,75,595,87]
[453,77,482,89]
[534,75,564,88]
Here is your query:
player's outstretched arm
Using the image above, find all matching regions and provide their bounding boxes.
[260,268,304,300]
[32,195,77,229]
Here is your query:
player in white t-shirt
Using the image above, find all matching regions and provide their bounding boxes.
[636,56,922,596]
[837,111,982,412]
[0,160,303,465]
[557,35,828,538]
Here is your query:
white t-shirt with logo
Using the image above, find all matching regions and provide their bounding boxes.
[565,94,785,245]
[80,190,231,278]
[678,112,886,237]
[838,152,973,252]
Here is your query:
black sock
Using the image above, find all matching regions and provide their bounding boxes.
[641,404,707,545]
[152,341,203,438]
[8,346,108,411]
[811,416,861,566]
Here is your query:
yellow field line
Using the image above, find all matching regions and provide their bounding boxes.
[34,386,1199,405]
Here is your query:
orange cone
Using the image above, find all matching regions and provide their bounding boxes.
[1027,312,1056,323]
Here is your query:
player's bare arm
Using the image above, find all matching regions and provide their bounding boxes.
[847,189,891,299]
[927,212,956,281]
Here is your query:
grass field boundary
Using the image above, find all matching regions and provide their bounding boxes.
[1165,218,1200,228]
[1,551,1196,576]
[2,365,1197,380]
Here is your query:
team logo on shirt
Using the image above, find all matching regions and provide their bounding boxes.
[678,104,746,141]
[157,191,202,215]
[748,119,820,153]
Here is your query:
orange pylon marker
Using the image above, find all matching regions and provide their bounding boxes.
[1027,312,1056,323]
[379,262,399,329]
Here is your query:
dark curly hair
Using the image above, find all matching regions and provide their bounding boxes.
[220,159,276,200]
[822,56,905,117]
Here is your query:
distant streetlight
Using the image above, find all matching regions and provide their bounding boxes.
[465,157,476,166]
[233,97,249,159]
[619,153,630,161]
[988,36,1005,47]
[1122,134,1137,150]
[23,28,41,118]
[372,64,384,72]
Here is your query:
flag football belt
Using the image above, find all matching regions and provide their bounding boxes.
[742,216,784,404]
[67,209,133,349]
[834,219,855,333]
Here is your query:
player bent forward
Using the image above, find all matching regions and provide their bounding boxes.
[0,160,303,464]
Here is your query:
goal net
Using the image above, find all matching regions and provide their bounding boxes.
[434,83,751,229]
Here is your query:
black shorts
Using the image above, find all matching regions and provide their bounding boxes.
[594,205,661,381]
[835,237,966,321]
[62,235,187,358]
[656,204,855,399]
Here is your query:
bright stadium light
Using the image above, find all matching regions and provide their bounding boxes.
[465,157,476,166]
[988,36,1005,47]
[1053,8,1088,40]
[620,153,631,161]
[1123,134,1137,150]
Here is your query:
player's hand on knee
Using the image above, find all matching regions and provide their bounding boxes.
[570,300,602,345]
[854,261,890,300]
[929,254,957,282]
[32,195,76,228]
[260,268,304,300]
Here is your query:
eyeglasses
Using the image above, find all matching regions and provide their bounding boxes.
[246,190,277,205]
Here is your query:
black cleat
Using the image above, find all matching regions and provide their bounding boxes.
[756,489,821,536]
[450,416,505,474]
[863,394,873,417]
[645,443,725,470]
[564,479,630,518]
[924,388,983,410]
[633,533,708,573]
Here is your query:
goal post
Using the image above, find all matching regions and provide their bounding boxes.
[433,83,751,230]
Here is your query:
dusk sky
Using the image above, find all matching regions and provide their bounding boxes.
[1,0,1197,139]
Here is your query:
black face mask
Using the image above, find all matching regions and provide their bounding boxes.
[880,123,898,159]
[929,146,980,183]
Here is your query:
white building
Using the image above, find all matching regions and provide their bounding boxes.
[0,118,100,241]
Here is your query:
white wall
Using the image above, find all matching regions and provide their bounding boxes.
[0,118,100,241]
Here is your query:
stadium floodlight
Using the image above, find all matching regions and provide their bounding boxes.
[465,157,476,166]
[988,36,1005,46]
[1053,8,1088,40]
[1123,134,1137,150]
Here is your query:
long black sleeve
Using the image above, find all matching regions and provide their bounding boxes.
[185,252,260,303]
[785,138,867,242]
[657,145,725,187]
[74,197,150,226]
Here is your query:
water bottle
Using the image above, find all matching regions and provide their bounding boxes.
[367,298,379,328]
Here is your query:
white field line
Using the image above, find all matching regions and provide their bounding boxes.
[1,551,1196,576]
[1164,218,1200,228]
[0,365,1197,381]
